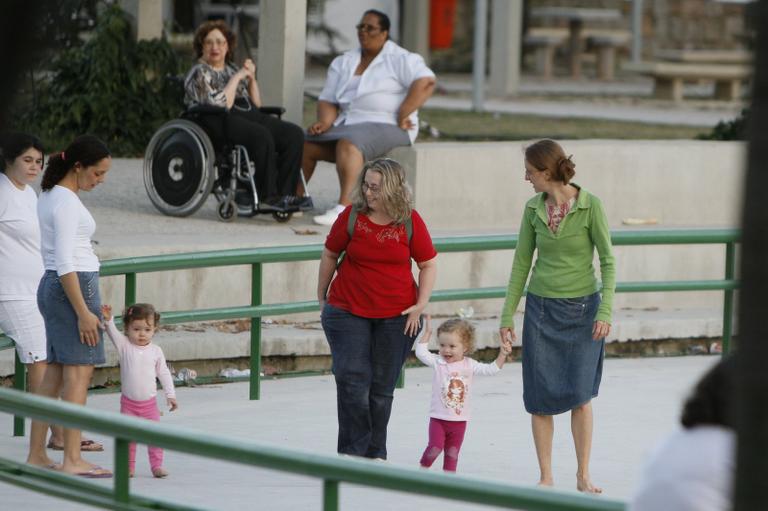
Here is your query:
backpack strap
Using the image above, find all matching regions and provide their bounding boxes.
[336,209,357,268]
[405,216,413,244]
[347,209,358,239]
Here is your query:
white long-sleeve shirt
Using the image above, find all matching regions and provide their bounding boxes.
[37,185,99,275]
[105,318,175,401]
[0,173,44,299]
[415,342,500,421]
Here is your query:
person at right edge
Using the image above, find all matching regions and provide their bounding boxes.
[498,139,615,494]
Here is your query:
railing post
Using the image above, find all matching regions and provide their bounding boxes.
[722,241,736,354]
[114,438,130,503]
[323,480,339,511]
[13,351,26,437]
[124,273,136,307]
[250,263,262,400]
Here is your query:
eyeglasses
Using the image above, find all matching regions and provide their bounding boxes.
[356,23,381,33]
[203,38,228,47]
[362,182,382,195]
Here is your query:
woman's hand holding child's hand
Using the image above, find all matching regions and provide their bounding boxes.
[167,398,178,412]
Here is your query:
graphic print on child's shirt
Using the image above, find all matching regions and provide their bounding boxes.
[442,372,468,415]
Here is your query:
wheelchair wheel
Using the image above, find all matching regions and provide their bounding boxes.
[217,199,237,222]
[272,210,293,223]
[143,119,216,217]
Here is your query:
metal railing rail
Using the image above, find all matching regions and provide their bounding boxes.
[0,387,625,511]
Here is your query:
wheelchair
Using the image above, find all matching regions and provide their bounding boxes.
[143,104,308,223]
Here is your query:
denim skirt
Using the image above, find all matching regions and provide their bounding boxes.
[37,270,105,365]
[522,292,604,415]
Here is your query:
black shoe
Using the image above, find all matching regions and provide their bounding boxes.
[258,196,288,212]
[282,195,314,211]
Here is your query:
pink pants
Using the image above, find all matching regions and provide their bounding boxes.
[419,417,467,472]
[120,395,163,471]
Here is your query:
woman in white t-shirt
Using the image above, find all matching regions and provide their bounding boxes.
[0,133,46,365]
[28,135,113,478]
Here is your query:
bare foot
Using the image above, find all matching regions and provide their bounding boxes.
[577,476,602,494]
[537,478,554,487]
[152,467,169,478]
[26,456,61,470]
[60,459,111,478]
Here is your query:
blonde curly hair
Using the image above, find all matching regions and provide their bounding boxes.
[349,158,413,224]
[438,318,476,354]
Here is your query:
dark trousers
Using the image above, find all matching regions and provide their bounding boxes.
[321,304,419,459]
[197,102,304,198]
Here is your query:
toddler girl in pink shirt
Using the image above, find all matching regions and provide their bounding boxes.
[102,303,177,478]
[416,316,512,472]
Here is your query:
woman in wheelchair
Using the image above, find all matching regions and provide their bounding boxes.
[184,20,309,213]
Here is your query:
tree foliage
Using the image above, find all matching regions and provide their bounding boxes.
[19,3,185,155]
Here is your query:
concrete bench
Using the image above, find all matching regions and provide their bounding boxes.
[524,31,568,79]
[587,32,631,80]
[623,61,751,101]
[526,27,630,79]
[655,49,753,65]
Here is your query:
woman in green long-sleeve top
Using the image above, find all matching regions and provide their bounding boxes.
[499,139,615,494]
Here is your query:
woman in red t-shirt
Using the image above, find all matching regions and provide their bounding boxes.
[318,158,437,459]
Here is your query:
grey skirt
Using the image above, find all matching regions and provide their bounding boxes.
[304,122,410,162]
[37,270,105,365]
[521,292,604,415]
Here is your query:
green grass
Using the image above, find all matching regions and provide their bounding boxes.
[303,98,710,141]
[418,108,709,141]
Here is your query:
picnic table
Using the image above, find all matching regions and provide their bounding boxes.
[529,7,623,78]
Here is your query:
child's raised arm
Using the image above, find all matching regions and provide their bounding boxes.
[495,338,513,369]
[414,315,437,367]
[419,315,432,344]
[101,304,127,349]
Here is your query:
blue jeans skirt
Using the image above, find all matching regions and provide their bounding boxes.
[522,292,604,415]
[37,270,105,365]
[321,303,420,459]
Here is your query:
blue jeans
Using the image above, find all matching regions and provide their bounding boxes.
[321,304,419,459]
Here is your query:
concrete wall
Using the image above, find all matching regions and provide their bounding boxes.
[98,140,745,319]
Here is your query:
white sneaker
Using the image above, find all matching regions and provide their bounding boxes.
[313,204,346,226]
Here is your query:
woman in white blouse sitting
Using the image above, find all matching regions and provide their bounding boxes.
[29,135,113,478]
[304,9,437,226]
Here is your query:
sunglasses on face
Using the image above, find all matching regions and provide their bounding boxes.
[356,23,381,33]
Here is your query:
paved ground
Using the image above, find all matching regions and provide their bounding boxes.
[0,355,719,510]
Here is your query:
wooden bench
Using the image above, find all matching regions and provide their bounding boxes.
[623,61,751,102]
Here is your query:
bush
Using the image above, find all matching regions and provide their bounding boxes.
[698,108,749,141]
[18,4,186,155]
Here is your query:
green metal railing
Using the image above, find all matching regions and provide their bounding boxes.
[0,387,625,511]
[98,228,740,399]
[1,228,741,435]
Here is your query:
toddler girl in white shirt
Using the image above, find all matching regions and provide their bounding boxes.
[416,316,512,472]
[102,303,176,478]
